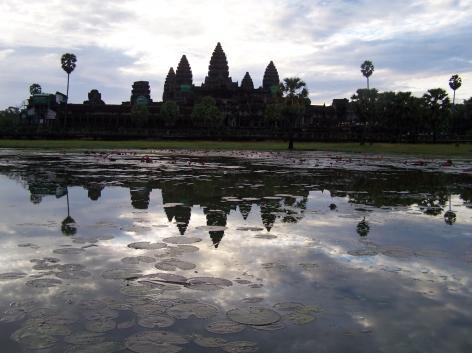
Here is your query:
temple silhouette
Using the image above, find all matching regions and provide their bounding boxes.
[23,43,355,138]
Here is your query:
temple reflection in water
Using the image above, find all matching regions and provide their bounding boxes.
[2,153,470,247]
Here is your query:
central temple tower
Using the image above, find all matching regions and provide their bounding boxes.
[203,43,236,90]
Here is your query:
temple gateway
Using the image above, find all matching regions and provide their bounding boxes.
[24,43,356,139]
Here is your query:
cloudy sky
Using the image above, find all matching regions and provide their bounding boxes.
[0,0,471,108]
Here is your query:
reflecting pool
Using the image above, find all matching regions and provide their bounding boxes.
[0,149,471,353]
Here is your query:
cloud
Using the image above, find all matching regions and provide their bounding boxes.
[0,0,471,108]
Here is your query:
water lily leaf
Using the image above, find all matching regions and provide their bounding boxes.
[227,307,281,326]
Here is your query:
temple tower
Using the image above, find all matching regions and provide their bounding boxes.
[175,55,193,89]
[262,61,280,93]
[163,67,177,101]
[241,72,254,91]
[130,81,152,105]
[203,42,234,89]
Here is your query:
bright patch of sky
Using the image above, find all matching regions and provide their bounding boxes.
[0,0,470,108]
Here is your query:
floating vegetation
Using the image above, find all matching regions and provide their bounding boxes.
[380,245,415,258]
[261,263,287,270]
[242,297,264,303]
[121,256,156,264]
[227,307,281,326]
[85,319,116,333]
[254,234,277,239]
[64,341,124,353]
[186,277,233,291]
[237,227,264,231]
[120,284,156,297]
[222,340,259,353]
[0,272,27,280]
[18,242,40,249]
[250,322,285,331]
[83,308,119,321]
[0,307,26,323]
[273,302,305,312]
[206,320,246,334]
[155,259,196,271]
[163,236,202,244]
[146,272,188,283]
[102,268,142,280]
[285,312,315,325]
[138,314,175,328]
[64,331,106,345]
[53,248,84,255]
[167,302,219,319]
[195,225,228,232]
[25,278,62,288]
[128,242,167,250]
[125,331,188,353]
[299,263,319,270]
[347,248,379,257]
[193,334,227,348]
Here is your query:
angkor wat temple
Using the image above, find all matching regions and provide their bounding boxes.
[24,43,357,139]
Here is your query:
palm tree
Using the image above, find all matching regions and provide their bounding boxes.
[449,74,462,106]
[360,60,375,89]
[280,77,310,150]
[61,53,77,128]
[29,83,42,95]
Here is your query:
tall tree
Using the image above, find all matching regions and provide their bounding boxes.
[449,74,462,106]
[29,83,42,95]
[351,88,378,143]
[423,88,450,143]
[280,77,310,150]
[360,60,375,89]
[61,53,77,128]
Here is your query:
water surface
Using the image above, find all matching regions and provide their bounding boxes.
[0,150,471,353]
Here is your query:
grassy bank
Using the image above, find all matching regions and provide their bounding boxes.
[0,139,471,157]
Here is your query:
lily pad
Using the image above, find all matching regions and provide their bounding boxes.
[223,341,259,353]
[85,319,116,333]
[64,331,105,345]
[138,314,175,328]
[155,259,196,271]
[128,242,167,250]
[25,278,62,288]
[227,307,281,326]
[64,341,124,353]
[254,234,277,239]
[121,256,156,264]
[53,248,84,255]
[206,320,246,334]
[0,272,27,280]
[167,303,219,319]
[102,268,142,280]
[163,236,202,244]
[194,335,227,348]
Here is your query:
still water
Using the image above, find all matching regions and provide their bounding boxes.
[0,149,471,353]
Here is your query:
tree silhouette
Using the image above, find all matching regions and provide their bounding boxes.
[360,60,375,89]
[61,53,77,128]
[29,83,42,95]
[280,77,310,150]
[423,88,450,143]
[449,74,462,106]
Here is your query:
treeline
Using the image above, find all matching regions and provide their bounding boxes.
[350,88,472,142]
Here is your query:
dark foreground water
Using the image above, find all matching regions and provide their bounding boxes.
[0,149,471,353]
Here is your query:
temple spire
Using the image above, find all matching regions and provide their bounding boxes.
[263,61,280,92]
[208,42,229,80]
[176,55,193,87]
[204,42,233,89]
[241,72,254,91]
[163,67,176,101]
